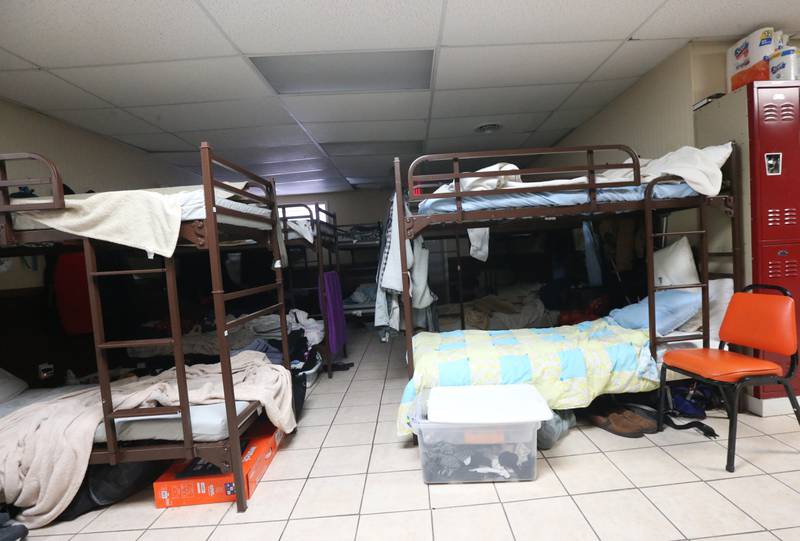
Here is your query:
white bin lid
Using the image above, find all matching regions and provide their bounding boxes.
[427,385,553,424]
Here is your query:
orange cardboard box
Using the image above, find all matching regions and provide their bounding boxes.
[153,421,284,508]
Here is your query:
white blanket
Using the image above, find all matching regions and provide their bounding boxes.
[0,351,294,529]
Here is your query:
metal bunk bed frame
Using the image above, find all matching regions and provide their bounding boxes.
[0,142,290,513]
[278,203,340,377]
[394,144,744,377]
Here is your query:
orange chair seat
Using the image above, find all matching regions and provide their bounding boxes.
[664,348,783,383]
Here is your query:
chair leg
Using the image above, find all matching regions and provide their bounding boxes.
[781,380,800,427]
[657,364,668,432]
[724,384,742,473]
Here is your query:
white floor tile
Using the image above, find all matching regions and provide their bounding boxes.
[150,502,231,529]
[353,368,387,381]
[221,479,304,524]
[774,527,800,540]
[646,425,718,447]
[774,470,800,492]
[710,475,800,530]
[305,392,344,409]
[739,414,800,435]
[429,482,498,508]
[281,515,359,541]
[432,503,513,541]
[291,474,366,519]
[663,441,763,480]
[298,407,338,427]
[574,489,682,541]
[384,378,410,390]
[580,426,655,452]
[380,386,405,405]
[263,448,319,481]
[494,460,566,502]
[697,533,779,541]
[282,426,328,450]
[379,403,399,422]
[542,428,600,457]
[605,446,698,487]
[311,444,372,477]
[334,405,380,425]
[374,420,413,444]
[72,533,143,541]
[361,470,429,514]
[342,390,383,407]
[642,482,761,538]
[548,453,633,494]
[774,431,800,451]
[722,436,800,473]
[324,422,376,447]
[505,496,598,541]
[27,509,105,536]
[82,491,163,532]
[208,521,285,541]
[368,442,420,473]
[356,509,432,541]
[139,527,214,540]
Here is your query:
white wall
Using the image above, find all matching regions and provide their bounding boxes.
[0,98,196,192]
[278,188,392,226]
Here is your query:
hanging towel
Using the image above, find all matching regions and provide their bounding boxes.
[320,271,347,357]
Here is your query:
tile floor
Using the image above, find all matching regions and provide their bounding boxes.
[29,329,800,541]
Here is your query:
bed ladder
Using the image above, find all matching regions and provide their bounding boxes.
[82,239,194,465]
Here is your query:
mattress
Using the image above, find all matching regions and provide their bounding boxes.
[0,386,251,443]
[418,180,698,215]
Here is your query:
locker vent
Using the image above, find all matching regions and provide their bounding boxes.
[781,102,796,121]
[768,258,799,278]
[766,208,798,227]
[762,102,797,122]
[763,103,780,122]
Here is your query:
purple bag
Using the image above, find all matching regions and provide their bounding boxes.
[319,271,347,357]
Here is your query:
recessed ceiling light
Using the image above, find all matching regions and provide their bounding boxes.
[475,123,502,134]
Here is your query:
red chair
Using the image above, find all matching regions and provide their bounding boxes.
[658,284,800,472]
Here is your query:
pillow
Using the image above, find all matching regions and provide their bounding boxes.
[609,290,701,336]
[700,142,733,169]
[677,278,735,340]
[600,157,651,179]
[653,236,699,287]
[0,368,28,403]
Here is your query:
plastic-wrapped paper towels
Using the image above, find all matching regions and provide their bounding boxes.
[770,47,799,81]
[727,27,793,91]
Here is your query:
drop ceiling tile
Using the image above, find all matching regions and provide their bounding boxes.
[282,91,430,122]
[48,108,159,135]
[0,48,34,70]
[425,133,528,154]
[0,0,235,67]
[178,125,310,149]
[54,57,272,107]
[635,0,800,39]
[428,112,548,138]
[0,70,108,110]
[215,145,324,165]
[436,42,619,89]
[431,84,577,117]
[252,51,433,94]
[305,120,427,143]
[114,133,194,152]
[537,108,599,131]
[442,0,663,45]
[322,141,423,157]
[522,129,572,147]
[330,155,401,177]
[355,183,393,190]
[200,0,442,54]
[127,98,294,132]
[561,78,638,109]
[590,39,688,80]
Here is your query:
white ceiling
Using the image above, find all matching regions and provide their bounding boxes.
[1,0,798,194]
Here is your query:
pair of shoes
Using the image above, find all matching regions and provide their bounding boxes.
[587,406,657,438]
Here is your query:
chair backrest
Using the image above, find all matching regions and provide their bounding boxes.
[719,292,797,356]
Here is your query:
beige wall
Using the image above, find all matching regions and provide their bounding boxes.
[0,98,196,192]
[278,188,392,226]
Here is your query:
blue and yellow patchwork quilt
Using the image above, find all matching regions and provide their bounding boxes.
[397,318,659,435]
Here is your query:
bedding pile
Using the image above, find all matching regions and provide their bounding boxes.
[397,318,657,435]
[0,351,295,529]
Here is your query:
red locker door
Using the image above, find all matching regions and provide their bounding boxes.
[752,242,800,399]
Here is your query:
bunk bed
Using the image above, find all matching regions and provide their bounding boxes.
[0,143,293,525]
[391,144,744,433]
[278,203,342,378]
[337,222,383,317]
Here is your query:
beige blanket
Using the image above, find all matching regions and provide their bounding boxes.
[0,351,295,529]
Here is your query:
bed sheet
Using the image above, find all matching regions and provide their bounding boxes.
[396,317,659,435]
[0,386,251,443]
[418,180,697,215]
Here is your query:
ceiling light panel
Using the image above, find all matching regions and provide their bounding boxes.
[276,179,351,196]
[634,0,800,39]
[48,108,159,135]
[428,113,549,139]
[0,0,235,67]
[54,57,273,107]
[126,98,295,132]
[0,70,108,110]
[200,0,442,54]
[251,50,433,94]
[346,176,394,185]
[322,141,424,157]
[436,42,619,89]
[305,120,427,143]
[431,84,577,117]
[590,39,687,80]
[281,91,430,122]
[177,125,310,150]
[442,0,663,46]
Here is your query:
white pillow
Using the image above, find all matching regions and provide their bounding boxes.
[653,236,700,287]
[678,278,735,340]
[0,368,28,403]
[700,142,733,169]
[600,157,651,179]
